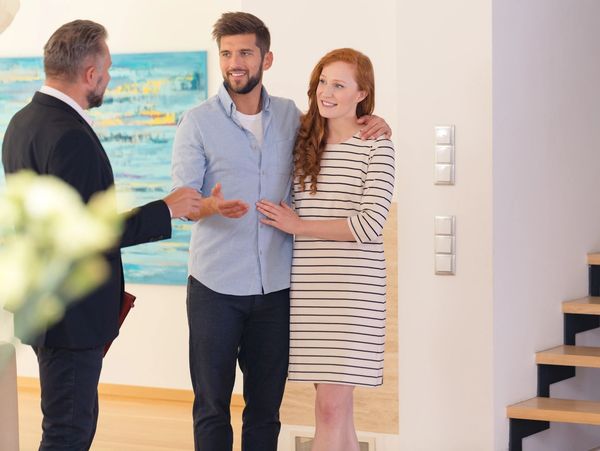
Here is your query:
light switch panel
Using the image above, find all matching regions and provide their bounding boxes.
[435,163,454,185]
[435,235,454,254]
[435,145,454,164]
[435,254,455,275]
[435,216,455,235]
[435,125,454,145]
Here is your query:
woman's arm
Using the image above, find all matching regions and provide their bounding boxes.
[256,200,355,241]
[346,137,395,243]
[257,137,396,242]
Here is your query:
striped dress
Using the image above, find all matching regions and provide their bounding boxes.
[288,135,395,387]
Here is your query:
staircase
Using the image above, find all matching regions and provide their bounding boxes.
[507,254,600,450]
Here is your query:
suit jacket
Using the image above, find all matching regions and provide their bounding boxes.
[2,91,172,349]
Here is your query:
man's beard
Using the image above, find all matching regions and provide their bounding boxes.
[87,77,105,109]
[223,68,262,95]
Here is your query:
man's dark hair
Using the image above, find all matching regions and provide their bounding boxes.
[44,19,107,81]
[212,12,270,57]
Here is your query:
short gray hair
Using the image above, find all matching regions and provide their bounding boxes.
[43,20,107,81]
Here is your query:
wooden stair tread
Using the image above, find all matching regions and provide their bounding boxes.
[507,397,600,425]
[563,297,600,315]
[588,253,600,265]
[537,345,600,368]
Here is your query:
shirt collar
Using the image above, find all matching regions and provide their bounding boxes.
[217,82,271,118]
[39,85,94,127]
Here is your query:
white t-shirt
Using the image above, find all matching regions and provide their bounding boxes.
[236,110,263,147]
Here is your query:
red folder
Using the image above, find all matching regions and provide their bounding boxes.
[103,291,136,356]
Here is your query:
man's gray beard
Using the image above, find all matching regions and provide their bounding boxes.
[87,91,104,109]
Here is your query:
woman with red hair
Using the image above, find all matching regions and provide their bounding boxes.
[257,48,395,451]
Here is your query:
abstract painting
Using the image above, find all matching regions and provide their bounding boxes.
[0,51,208,285]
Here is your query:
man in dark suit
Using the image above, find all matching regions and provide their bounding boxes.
[1,19,203,450]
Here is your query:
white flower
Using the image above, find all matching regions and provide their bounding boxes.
[0,170,122,340]
[0,195,18,231]
[23,176,82,221]
[51,209,118,258]
[0,239,35,311]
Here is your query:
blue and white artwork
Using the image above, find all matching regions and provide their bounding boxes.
[0,51,208,285]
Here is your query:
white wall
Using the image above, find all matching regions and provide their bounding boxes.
[493,1,600,450]
[396,1,494,450]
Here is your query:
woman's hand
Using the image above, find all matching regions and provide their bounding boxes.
[256,200,302,235]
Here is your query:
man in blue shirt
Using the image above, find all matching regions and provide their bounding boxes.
[171,12,390,451]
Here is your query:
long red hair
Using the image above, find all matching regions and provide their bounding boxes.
[294,48,375,194]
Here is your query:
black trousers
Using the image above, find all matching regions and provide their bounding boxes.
[33,345,104,451]
[187,276,290,451]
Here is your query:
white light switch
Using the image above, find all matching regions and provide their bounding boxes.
[435,254,455,275]
[435,164,454,185]
[435,145,454,164]
[435,125,454,145]
[435,215,456,276]
[435,216,455,235]
[435,235,454,254]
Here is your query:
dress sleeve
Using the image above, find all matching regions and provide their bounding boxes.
[347,138,395,243]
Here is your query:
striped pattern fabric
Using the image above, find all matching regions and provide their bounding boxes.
[288,135,395,387]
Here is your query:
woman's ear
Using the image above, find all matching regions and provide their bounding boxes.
[356,90,367,103]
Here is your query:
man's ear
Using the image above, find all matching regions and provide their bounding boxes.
[82,64,96,87]
[263,51,273,71]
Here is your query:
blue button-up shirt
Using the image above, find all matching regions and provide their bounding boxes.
[172,84,301,295]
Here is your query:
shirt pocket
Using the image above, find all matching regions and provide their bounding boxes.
[269,137,295,175]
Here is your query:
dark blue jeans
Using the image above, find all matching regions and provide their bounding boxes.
[187,277,290,451]
[33,345,104,451]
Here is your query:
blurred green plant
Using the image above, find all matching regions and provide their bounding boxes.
[0,170,122,344]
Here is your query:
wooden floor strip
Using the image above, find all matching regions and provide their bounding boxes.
[18,386,243,451]
[18,376,244,407]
